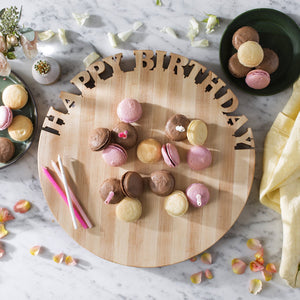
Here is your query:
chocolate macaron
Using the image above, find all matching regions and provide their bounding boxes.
[0,137,15,163]
[228,53,252,78]
[256,48,279,74]
[100,178,124,204]
[88,127,111,151]
[232,26,259,50]
[112,122,138,149]
[121,171,144,198]
[149,170,175,196]
[165,114,190,141]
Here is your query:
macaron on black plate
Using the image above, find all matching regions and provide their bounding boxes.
[220,8,300,96]
[0,72,38,169]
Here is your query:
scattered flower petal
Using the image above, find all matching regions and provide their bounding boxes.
[53,253,64,264]
[0,208,14,223]
[190,271,202,284]
[187,17,200,41]
[155,0,162,6]
[161,27,177,39]
[201,252,212,264]
[254,248,264,265]
[205,269,213,279]
[262,269,273,281]
[72,12,90,26]
[191,39,209,48]
[249,279,263,295]
[20,32,38,59]
[58,28,68,45]
[0,224,8,239]
[65,255,77,266]
[232,258,247,274]
[38,30,56,41]
[117,29,133,42]
[13,200,31,213]
[0,248,4,258]
[133,21,143,31]
[202,14,219,34]
[0,52,11,76]
[189,256,197,262]
[83,52,101,67]
[266,263,277,273]
[30,246,41,256]
[247,238,262,251]
[250,260,264,272]
[107,32,118,48]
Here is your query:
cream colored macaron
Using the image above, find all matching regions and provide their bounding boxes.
[137,138,162,163]
[164,190,189,217]
[237,41,264,68]
[2,84,28,110]
[187,119,208,146]
[116,197,142,222]
[8,115,33,142]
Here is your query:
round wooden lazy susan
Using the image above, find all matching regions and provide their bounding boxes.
[38,50,255,267]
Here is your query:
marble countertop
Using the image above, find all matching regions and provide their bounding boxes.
[1,0,300,299]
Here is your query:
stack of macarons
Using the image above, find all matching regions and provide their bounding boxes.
[0,84,34,164]
[228,26,279,89]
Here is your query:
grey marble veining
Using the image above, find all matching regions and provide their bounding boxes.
[1,0,300,299]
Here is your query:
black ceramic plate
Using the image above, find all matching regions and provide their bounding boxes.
[0,72,38,169]
[220,8,300,96]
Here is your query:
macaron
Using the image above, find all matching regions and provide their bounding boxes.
[0,106,13,130]
[187,119,208,146]
[102,143,127,167]
[232,26,259,50]
[186,183,210,208]
[8,115,33,142]
[164,190,189,217]
[88,127,111,151]
[99,178,124,204]
[149,170,175,196]
[161,143,180,167]
[112,122,138,149]
[245,69,271,90]
[187,145,212,171]
[237,41,264,68]
[117,98,143,123]
[32,57,61,85]
[0,137,15,163]
[256,48,279,74]
[165,114,190,141]
[137,138,162,163]
[228,53,252,78]
[121,171,144,198]
[116,197,142,222]
[2,84,28,110]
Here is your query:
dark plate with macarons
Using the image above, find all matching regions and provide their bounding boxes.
[0,72,38,169]
[220,8,300,96]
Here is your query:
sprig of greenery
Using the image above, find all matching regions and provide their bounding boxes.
[0,6,21,36]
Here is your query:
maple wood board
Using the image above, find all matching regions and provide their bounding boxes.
[38,51,255,267]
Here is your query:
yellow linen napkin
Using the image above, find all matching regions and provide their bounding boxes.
[260,77,300,287]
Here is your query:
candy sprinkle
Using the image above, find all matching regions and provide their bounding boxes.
[0,224,8,239]
[232,258,247,274]
[14,200,31,213]
[53,253,64,264]
[65,255,77,266]
[249,279,262,295]
[247,238,262,251]
[201,252,212,264]
[0,208,14,223]
[190,271,202,284]
[30,245,41,256]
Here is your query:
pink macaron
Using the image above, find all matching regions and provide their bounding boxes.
[245,69,270,89]
[0,105,13,130]
[117,98,143,123]
[102,143,127,167]
[186,183,210,208]
[161,143,180,167]
[187,145,212,171]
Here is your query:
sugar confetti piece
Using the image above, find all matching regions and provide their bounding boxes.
[0,208,14,223]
